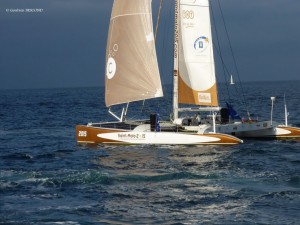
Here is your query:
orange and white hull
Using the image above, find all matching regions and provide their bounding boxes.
[274,126,300,139]
[226,124,300,139]
[76,124,242,145]
[195,120,300,140]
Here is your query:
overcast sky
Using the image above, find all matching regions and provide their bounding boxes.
[1,0,300,90]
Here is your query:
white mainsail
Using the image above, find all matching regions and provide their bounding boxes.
[105,0,163,107]
[177,0,218,106]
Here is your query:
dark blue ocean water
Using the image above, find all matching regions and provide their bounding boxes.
[1,81,300,225]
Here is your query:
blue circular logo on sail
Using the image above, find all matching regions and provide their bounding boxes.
[194,36,209,52]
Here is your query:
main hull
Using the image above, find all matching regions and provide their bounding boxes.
[76,123,242,145]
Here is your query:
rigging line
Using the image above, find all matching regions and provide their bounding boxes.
[217,0,250,117]
[210,1,231,105]
[160,0,173,111]
[214,46,245,109]
[156,0,173,113]
[211,0,242,107]
[141,0,164,114]
[213,45,247,117]
[155,0,166,111]
[162,0,173,91]
[213,43,243,106]
[155,0,164,42]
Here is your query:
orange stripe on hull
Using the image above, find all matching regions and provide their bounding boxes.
[200,133,243,145]
[276,126,300,139]
[76,125,125,144]
[76,125,242,145]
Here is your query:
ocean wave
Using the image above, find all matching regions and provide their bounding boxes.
[0,169,221,191]
[2,153,34,160]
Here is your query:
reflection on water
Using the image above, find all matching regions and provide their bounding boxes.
[89,145,251,223]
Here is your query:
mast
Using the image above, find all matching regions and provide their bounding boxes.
[270,96,276,126]
[173,0,180,120]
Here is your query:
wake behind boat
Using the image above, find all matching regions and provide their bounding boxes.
[76,0,242,145]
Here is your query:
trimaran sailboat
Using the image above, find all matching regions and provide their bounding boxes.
[76,0,242,145]
[76,0,300,144]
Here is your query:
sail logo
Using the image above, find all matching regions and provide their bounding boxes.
[182,10,194,20]
[198,92,211,103]
[106,57,116,79]
[194,36,209,53]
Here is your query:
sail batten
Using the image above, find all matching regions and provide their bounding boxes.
[111,13,152,21]
[177,0,218,106]
[105,0,163,107]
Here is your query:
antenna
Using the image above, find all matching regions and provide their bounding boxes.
[284,94,288,126]
[270,97,276,126]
